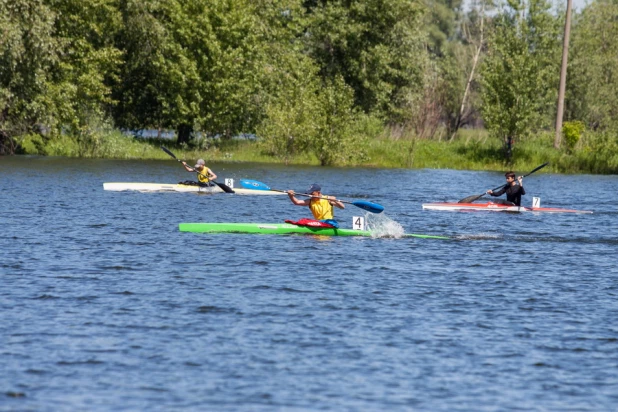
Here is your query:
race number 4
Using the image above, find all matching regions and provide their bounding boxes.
[352,216,365,231]
[532,197,541,208]
[224,178,234,188]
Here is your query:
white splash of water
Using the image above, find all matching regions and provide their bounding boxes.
[365,213,406,238]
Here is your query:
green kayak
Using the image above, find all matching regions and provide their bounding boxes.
[178,223,449,239]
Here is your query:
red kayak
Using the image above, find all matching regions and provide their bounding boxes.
[422,201,593,214]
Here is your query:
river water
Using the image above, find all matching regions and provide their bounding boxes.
[1,156,617,411]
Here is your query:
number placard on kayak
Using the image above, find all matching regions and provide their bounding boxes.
[225,178,234,188]
[352,216,365,231]
[532,197,541,208]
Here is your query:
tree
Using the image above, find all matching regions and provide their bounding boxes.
[312,76,368,166]
[257,56,368,166]
[114,0,269,144]
[257,53,322,164]
[448,0,486,139]
[425,0,464,57]
[566,0,618,131]
[0,0,58,153]
[302,0,428,123]
[45,0,123,154]
[480,0,561,160]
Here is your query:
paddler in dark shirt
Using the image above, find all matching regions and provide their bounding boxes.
[487,171,525,206]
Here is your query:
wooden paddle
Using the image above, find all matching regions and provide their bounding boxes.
[457,162,549,203]
[161,146,235,193]
[240,179,385,214]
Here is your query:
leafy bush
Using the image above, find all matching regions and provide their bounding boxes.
[17,134,47,155]
[562,121,585,152]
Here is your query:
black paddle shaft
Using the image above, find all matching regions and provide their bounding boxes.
[160,146,234,193]
[457,162,549,203]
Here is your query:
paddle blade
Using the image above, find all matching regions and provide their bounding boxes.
[352,200,384,214]
[240,179,271,191]
[458,193,485,204]
[161,146,178,160]
[213,181,235,193]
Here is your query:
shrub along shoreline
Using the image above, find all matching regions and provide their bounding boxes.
[13,129,618,174]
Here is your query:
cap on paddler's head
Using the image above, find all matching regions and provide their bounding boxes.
[194,159,205,168]
[306,183,321,194]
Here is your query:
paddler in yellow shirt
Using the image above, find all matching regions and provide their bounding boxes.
[287,183,345,226]
[181,158,217,187]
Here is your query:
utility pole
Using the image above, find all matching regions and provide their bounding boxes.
[555,0,573,149]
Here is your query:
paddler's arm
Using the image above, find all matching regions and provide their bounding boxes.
[487,187,506,197]
[327,196,345,209]
[206,168,217,180]
[287,190,310,206]
[181,161,194,172]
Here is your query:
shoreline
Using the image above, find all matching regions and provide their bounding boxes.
[11,129,618,175]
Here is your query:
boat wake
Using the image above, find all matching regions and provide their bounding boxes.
[365,214,406,238]
[453,233,504,241]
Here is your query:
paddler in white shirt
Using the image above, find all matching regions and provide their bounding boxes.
[181,158,217,187]
[287,183,345,226]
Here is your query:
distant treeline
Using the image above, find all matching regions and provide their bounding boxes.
[1,0,617,165]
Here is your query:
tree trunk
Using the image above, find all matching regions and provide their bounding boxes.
[0,131,15,155]
[176,124,193,145]
[554,0,573,149]
[505,136,514,161]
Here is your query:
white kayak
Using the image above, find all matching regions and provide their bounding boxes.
[103,182,285,195]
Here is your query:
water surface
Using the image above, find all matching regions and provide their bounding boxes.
[1,157,617,411]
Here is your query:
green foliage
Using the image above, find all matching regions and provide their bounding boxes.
[17,133,79,156]
[480,0,561,160]
[17,134,48,155]
[577,130,618,173]
[114,0,270,143]
[2,0,616,168]
[0,0,59,139]
[257,59,371,166]
[561,120,584,152]
[303,0,429,123]
[0,0,123,154]
[311,76,370,166]
[567,0,618,130]
[438,43,475,135]
[46,0,124,141]
[256,52,322,164]
[424,0,463,56]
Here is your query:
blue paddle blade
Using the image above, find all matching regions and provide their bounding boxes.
[240,179,271,190]
[352,200,384,214]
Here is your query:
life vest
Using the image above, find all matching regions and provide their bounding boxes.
[309,197,334,220]
[196,166,210,183]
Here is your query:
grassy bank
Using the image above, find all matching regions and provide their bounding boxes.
[15,129,618,174]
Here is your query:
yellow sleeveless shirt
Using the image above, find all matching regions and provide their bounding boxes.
[196,167,210,183]
[309,197,334,220]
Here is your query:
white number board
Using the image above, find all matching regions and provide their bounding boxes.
[224,178,234,188]
[532,197,541,208]
[352,216,365,231]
